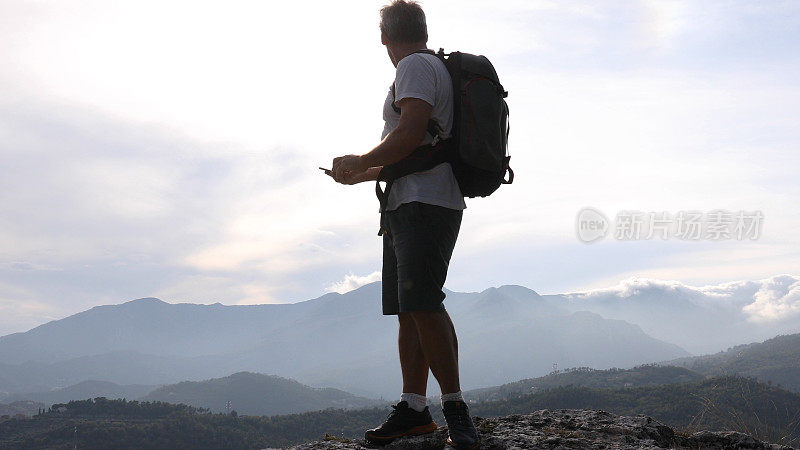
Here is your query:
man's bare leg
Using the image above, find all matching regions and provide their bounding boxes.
[407,309,460,394]
[398,312,430,395]
[365,312,438,444]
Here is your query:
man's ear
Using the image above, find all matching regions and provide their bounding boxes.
[381,31,388,46]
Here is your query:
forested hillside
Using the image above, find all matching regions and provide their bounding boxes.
[2,375,798,448]
[463,363,705,402]
[663,333,800,392]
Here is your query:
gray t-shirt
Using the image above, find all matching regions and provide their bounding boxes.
[381,52,466,212]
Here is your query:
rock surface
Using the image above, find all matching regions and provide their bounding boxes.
[279,409,797,449]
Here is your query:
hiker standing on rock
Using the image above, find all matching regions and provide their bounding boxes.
[326,1,480,448]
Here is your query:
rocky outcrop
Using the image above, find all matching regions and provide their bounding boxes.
[281,409,797,449]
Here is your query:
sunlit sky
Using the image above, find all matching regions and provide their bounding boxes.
[1,0,799,335]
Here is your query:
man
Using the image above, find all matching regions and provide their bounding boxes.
[328,1,480,449]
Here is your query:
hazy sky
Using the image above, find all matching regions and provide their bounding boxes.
[1,0,799,335]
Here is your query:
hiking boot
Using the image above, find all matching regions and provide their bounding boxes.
[442,400,480,449]
[364,400,438,445]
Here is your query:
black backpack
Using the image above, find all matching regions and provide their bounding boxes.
[376,48,512,234]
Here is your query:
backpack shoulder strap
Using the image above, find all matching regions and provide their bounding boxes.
[388,48,439,113]
[389,83,401,114]
[390,82,443,144]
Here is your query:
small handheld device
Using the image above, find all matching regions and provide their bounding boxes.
[319,167,334,177]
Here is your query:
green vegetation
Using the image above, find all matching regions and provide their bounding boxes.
[2,375,798,448]
[0,397,387,449]
[142,371,379,416]
[0,400,45,419]
[666,333,800,392]
[5,380,156,408]
[462,375,800,448]
[463,363,705,402]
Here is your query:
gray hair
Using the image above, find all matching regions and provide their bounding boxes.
[379,0,428,44]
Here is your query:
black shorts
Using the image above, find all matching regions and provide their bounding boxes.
[382,201,463,315]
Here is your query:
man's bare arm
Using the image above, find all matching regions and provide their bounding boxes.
[331,97,431,180]
[361,97,431,168]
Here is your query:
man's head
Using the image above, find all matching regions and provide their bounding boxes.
[380,0,428,65]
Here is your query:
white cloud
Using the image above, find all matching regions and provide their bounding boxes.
[571,244,800,297]
[327,271,382,294]
[742,275,800,323]
[566,274,800,323]
[640,0,690,49]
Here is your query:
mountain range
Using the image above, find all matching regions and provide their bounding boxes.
[0,277,797,400]
[0,283,690,399]
[7,328,799,420]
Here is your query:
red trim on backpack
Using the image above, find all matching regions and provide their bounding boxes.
[464,76,490,146]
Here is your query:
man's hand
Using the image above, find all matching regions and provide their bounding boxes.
[337,166,382,185]
[332,154,366,182]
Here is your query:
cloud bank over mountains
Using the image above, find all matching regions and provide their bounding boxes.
[554,274,800,354]
[565,274,800,324]
[742,275,800,323]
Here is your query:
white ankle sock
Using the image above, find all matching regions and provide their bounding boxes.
[440,390,464,406]
[400,392,428,412]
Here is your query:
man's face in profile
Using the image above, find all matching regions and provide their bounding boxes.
[381,31,398,67]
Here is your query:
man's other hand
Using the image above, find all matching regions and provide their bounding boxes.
[336,166,383,185]
[332,154,366,182]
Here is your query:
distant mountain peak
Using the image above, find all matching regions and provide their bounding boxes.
[497,284,541,297]
[123,297,166,306]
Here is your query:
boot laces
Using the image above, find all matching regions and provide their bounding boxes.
[446,404,472,429]
[385,402,404,422]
